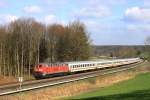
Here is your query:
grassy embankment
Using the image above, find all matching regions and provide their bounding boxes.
[68,72,150,100]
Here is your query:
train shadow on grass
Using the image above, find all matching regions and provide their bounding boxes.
[72,89,150,100]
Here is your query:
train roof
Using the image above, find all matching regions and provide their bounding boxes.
[38,58,139,65]
[64,58,139,65]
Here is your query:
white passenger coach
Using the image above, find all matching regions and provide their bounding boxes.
[66,58,141,72]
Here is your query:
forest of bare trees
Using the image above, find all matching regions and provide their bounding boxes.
[0,18,91,78]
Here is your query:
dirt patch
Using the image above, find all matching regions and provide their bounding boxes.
[136,61,150,73]
[0,75,35,85]
[0,75,18,85]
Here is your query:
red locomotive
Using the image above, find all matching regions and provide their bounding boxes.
[33,63,69,79]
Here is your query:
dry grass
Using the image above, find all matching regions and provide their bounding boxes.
[95,72,134,88]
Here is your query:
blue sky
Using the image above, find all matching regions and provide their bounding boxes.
[0,0,150,45]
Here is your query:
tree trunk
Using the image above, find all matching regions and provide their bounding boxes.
[0,43,2,75]
[21,44,24,77]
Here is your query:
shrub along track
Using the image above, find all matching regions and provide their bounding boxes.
[0,60,144,96]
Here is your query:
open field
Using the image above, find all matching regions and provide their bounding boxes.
[68,72,150,100]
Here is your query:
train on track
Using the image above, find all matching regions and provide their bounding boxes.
[33,58,142,79]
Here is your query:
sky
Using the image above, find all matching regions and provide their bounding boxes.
[0,0,150,45]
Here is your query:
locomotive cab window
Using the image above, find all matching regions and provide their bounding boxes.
[38,65,42,68]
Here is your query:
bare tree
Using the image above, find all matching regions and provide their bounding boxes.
[145,36,150,61]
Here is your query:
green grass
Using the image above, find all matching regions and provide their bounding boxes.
[68,72,150,100]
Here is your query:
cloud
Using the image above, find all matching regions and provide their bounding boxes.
[84,20,112,32]
[124,6,150,41]
[23,6,42,14]
[0,14,18,24]
[124,7,150,23]
[44,14,67,25]
[44,15,57,23]
[127,24,150,33]
[73,6,111,19]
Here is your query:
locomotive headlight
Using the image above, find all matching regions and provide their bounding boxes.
[42,73,46,76]
[38,69,43,71]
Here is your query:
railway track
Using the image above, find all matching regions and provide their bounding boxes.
[0,61,144,96]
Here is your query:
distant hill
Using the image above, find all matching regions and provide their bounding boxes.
[92,45,149,58]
